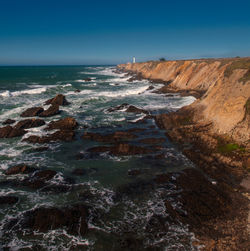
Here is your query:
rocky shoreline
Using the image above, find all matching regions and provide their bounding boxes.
[116,59,250,250]
[0,61,249,249]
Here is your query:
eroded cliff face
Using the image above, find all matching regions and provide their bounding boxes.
[118,58,250,144]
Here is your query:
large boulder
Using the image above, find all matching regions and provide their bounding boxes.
[46,117,78,131]
[126,105,149,114]
[44,94,69,106]
[5,164,36,175]
[0,125,26,138]
[39,105,60,117]
[14,119,45,130]
[21,107,44,117]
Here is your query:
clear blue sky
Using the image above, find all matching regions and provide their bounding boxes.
[1,0,250,65]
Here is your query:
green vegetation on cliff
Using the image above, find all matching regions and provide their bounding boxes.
[224,58,250,84]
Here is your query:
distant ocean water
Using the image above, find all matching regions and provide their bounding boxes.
[0,65,197,250]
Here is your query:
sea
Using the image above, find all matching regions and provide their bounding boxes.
[0,65,197,250]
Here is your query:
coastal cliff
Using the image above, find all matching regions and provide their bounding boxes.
[118,58,250,145]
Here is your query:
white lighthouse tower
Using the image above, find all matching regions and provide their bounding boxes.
[133,56,136,64]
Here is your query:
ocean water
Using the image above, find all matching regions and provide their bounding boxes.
[0,66,197,250]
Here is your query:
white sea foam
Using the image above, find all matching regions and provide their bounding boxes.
[78,71,96,75]
[169,96,196,109]
[75,78,96,83]
[0,87,47,97]
[94,86,149,98]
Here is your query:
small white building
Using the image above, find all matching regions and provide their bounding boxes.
[133,57,136,64]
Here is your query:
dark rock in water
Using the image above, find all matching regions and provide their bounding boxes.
[21,107,44,117]
[139,137,166,144]
[146,85,155,91]
[5,164,36,175]
[32,146,49,152]
[23,130,75,144]
[39,104,60,117]
[2,119,16,125]
[0,196,18,205]
[39,184,72,193]
[107,103,149,114]
[0,125,15,138]
[33,170,57,181]
[112,143,153,156]
[125,105,149,114]
[88,143,153,156]
[18,204,88,236]
[21,170,57,189]
[75,89,81,93]
[84,78,92,82]
[22,178,45,189]
[24,117,77,144]
[0,125,26,138]
[107,103,129,112]
[45,94,69,106]
[82,131,137,143]
[46,117,78,131]
[128,169,141,176]
[72,168,87,176]
[14,119,45,130]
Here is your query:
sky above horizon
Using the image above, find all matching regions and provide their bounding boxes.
[1,0,250,65]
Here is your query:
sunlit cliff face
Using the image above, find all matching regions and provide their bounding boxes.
[118,58,250,144]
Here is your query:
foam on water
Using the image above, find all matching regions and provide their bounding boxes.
[0,87,47,97]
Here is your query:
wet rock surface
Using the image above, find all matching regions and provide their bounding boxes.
[14,119,45,130]
[2,119,16,125]
[107,103,149,114]
[45,94,69,106]
[39,104,60,117]
[5,164,36,175]
[46,117,78,131]
[0,125,26,138]
[21,107,44,117]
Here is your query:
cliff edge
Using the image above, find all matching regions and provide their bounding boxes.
[118,58,250,145]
